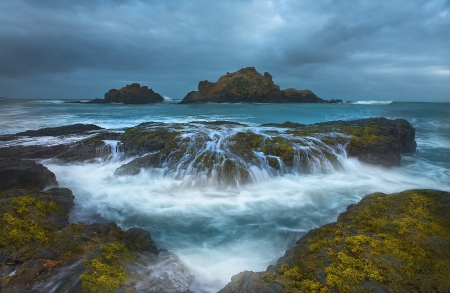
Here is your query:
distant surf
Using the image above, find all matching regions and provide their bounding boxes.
[353,100,393,105]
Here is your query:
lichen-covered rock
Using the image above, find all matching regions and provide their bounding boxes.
[219,189,450,293]
[180,67,326,104]
[90,83,164,104]
[0,186,169,293]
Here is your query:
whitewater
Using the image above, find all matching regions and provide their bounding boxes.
[1,99,449,292]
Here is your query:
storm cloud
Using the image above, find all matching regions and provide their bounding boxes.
[0,0,449,101]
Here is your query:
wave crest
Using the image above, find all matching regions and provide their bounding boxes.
[353,100,393,105]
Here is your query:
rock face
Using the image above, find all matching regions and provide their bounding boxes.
[180,67,326,103]
[219,189,450,293]
[90,83,164,104]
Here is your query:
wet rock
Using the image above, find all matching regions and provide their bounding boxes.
[180,67,326,104]
[219,189,450,292]
[55,136,108,162]
[0,144,71,160]
[123,228,158,254]
[15,124,103,137]
[0,159,57,189]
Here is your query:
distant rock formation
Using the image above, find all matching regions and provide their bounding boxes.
[89,83,164,104]
[180,67,326,104]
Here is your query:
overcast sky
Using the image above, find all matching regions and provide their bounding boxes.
[0,0,449,101]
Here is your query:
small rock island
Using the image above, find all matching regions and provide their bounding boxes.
[88,83,164,104]
[180,67,330,104]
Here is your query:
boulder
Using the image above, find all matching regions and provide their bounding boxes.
[180,67,326,104]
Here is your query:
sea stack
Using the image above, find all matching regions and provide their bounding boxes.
[89,83,164,104]
[180,67,326,104]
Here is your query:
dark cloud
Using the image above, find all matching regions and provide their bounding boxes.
[0,0,448,101]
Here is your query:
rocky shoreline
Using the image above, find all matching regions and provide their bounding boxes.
[1,119,449,292]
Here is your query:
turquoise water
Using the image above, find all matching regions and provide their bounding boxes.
[1,99,449,292]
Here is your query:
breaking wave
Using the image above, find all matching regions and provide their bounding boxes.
[353,100,393,105]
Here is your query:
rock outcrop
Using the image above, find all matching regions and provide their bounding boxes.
[219,189,450,293]
[180,67,326,104]
[89,83,164,104]
[0,124,121,162]
[114,118,416,180]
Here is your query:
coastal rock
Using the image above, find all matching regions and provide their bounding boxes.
[90,83,164,104]
[15,124,103,137]
[219,189,450,293]
[0,158,192,293]
[0,125,121,162]
[180,67,326,104]
[114,118,416,179]
[322,117,416,166]
[0,159,58,189]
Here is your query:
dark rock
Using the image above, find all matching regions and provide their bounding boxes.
[55,136,108,162]
[15,124,103,137]
[0,159,57,190]
[123,227,158,254]
[219,271,285,293]
[45,187,75,216]
[0,130,121,162]
[180,67,326,104]
[0,144,71,160]
[90,83,164,104]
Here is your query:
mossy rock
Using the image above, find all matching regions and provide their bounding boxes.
[219,189,450,293]
[0,187,159,293]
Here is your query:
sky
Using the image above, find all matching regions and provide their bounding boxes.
[0,0,449,102]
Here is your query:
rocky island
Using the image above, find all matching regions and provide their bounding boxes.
[85,83,164,104]
[180,67,331,104]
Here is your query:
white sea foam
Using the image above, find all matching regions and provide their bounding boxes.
[353,100,393,105]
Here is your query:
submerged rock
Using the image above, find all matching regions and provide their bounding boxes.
[89,83,164,104]
[219,189,450,293]
[180,67,326,104]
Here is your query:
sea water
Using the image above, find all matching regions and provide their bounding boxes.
[1,98,449,292]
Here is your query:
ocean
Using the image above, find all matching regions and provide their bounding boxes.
[1,98,449,292]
